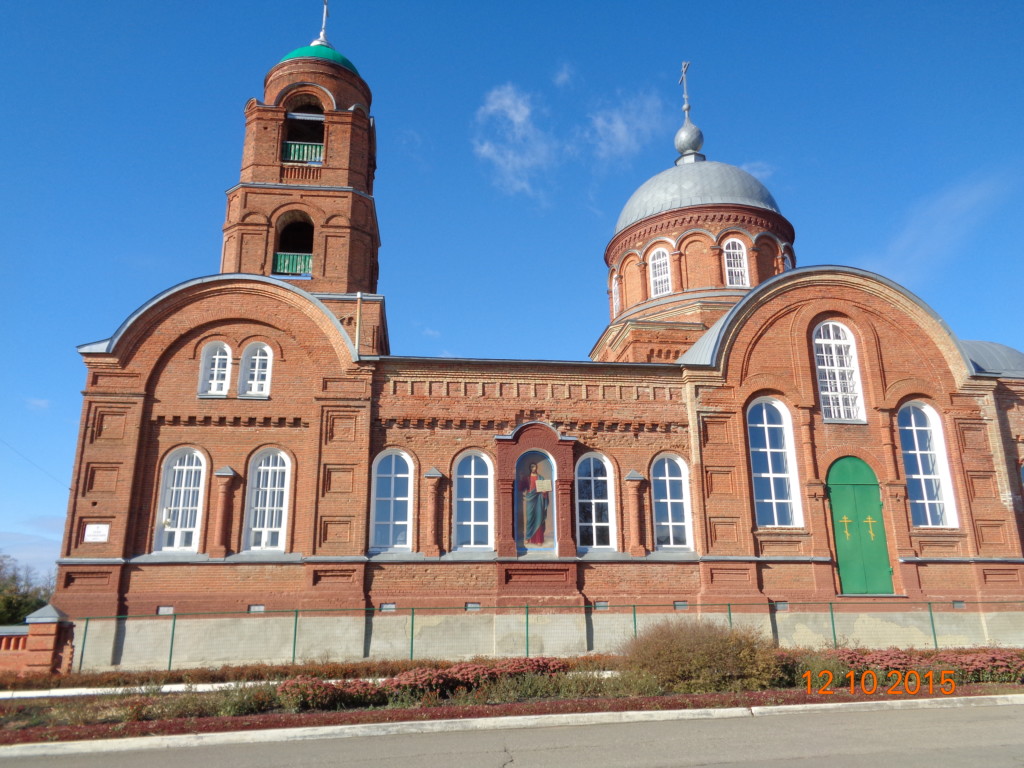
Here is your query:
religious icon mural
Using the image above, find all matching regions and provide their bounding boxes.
[515,451,556,552]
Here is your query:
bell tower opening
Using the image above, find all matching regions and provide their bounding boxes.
[282,99,325,163]
[274,215,315,277]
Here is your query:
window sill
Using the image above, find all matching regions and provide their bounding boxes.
[271,273,312,280]
[197,393,228,399]
[442,550,497,561]
[577,550,631,561]
[368,550,420,561]
[237,394,270,400]
[909,527,963,534]
[821,418,868,425]
[754,527,809,535]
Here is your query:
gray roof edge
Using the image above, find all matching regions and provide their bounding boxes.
[76,273,359,362]
[678,265,974,374]
[25,603,69,624]
[959,339,1024,379]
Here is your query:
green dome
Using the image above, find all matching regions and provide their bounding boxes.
[279,43,358,74]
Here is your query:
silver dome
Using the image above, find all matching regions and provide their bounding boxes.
[615,160,781,234]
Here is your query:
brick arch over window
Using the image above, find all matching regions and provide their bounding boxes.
[452,450,494,550]
[896,401,959,528]
[745,397,803,528]
[812,320,866,422]
[198,341,231,396]
[154,446,208,552]
[370,449,415,552]
[243,447,292,551]
[574,452,617,551]
[649,453,692,549]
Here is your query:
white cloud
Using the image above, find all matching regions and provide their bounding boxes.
[25,398,50,410]
[422,327,441,338]
[587,92,665,161]
[553,62,574,88]
[473,84,558,195]
[859,174,1010,285]
[741,161,775,181]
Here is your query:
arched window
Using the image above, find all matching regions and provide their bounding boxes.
[575,453,616,550]
[723,239,749,287]
[198,341,231,396]
[746,398,802,527]
[898,403,957,527]
[611,274,621,317]
[244,449,290,550]
[453,452,492,549]
[813,321,865,422]
[651,454,691,548]
[239,343,273,398]
[274,217,314,276]
[282,103,325,163]
[782,253,793,271]
[649,248,671,297]
[371,451,413,551]
[155,448,206,551]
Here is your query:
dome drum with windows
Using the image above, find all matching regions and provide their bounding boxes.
[593,70,796,363]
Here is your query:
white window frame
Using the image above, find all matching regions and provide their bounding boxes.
[453,451,493,550]
[897,402,958,528]
[813,321,866,422]
[746,397,803,527]
[243,448,291,550]
[154,447,206,552]
[198,341,232,397]
[611,273,621,317]
[371,450,414,552]
[650,453,692,549]
[239,342,273,398]
[649,248,672,298]
[574,452,617,551]
[723,238,750,288]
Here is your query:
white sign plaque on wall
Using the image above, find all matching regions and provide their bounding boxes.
[82,523,110,543]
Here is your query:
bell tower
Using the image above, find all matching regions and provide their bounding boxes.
[220,13,380,300]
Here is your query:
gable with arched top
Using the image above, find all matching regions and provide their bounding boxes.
[79,274,360,367]
[684,266,977,388]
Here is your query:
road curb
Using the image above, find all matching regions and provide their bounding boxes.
[2,694,1024,758]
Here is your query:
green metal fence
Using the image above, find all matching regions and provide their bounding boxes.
[72,600,1024,673]
[272,251,313,275]
[281,141,323,163]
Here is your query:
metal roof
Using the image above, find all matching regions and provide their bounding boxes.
[960,340,1024,378]
[615,160,781,234]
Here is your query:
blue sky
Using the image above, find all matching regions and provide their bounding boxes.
[2,1,1023,575]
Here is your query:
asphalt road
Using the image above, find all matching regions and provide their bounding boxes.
[4,703,1024,767]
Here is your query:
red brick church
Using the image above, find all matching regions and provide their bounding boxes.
[48,21,1024,663]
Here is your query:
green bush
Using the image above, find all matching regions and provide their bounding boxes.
[619,619,783,693]
[215,683,281,716]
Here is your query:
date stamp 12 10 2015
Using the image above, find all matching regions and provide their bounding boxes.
[803,670,957,696]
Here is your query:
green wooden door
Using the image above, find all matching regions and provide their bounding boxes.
[827,457,893,594]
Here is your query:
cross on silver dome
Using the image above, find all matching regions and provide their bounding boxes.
[674,61,705,162]
[312,0,331,47]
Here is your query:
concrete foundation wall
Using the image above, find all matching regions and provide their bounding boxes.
[70,610,1024,672]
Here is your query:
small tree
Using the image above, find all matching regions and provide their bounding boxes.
[0,553,53,624]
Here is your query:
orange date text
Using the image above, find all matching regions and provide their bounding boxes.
[802,669,956,696]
